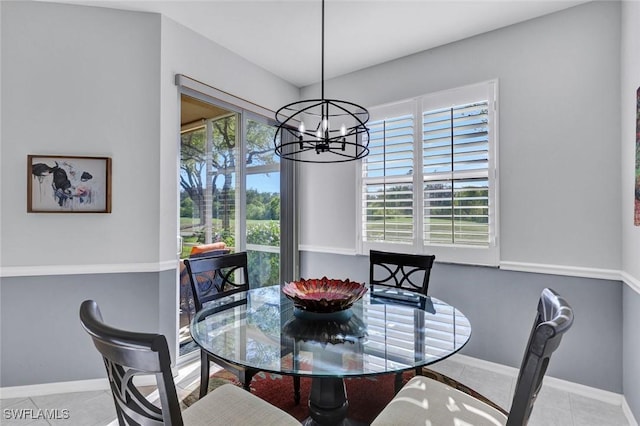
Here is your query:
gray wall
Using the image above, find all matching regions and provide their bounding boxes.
[0,272,172,387]
[1,1,162,267]
[621,0,640,418]
[621,0,640,286]
[298,0,634,407]
[0,1,167,387]
[0,1,297,388]
[301,251,623,393]
[299,1,622,272]
[0,2,637,419]
[623,286,640,416]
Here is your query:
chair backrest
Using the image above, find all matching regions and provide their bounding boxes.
[369,250,436,296]
[179,250,230,315]
[506,288,574,426]
[183,251,250,312]
[79,300,183,426]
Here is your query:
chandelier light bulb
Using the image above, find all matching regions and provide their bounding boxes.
[340,124,346,136]
[299,121,306,134]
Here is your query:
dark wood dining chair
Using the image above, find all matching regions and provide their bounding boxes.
[372,288,574,426]
[369,250,436,297]
[369,249,436,391]
[184,252,301,404]
[79,300,299,426]
[184,251,248,312]
[179,249,229,325]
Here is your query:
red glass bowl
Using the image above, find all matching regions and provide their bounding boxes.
[282,277,368,313]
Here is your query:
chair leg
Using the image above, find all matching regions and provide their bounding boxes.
[293,376,301,405]
[394,372,404,394]
[239,369,258,391]
[199,350,210,399]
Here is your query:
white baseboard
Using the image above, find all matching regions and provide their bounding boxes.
[453,354,637,425]
[454,354,622,405]
[624,397,640,426]
[1,357,638,425]
[2,354,634,418]
[0,378,109,399]
[0,372,170,400]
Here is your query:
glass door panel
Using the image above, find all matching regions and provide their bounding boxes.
[178,93,290,359]
[245,117,281,287]
[180,95,239,255]
[179,94,240,357]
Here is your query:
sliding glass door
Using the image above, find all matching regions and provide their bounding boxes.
[178,90,295,357]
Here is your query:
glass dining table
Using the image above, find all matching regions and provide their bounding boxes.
[190,285,471,426]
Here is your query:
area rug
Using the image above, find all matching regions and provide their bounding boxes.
[183,369,415,424]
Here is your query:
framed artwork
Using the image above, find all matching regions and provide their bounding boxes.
[27,155,112,213]
[636,86,640,226]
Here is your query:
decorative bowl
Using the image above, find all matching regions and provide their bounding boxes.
[283,315,367,345]
[282,277,368,314]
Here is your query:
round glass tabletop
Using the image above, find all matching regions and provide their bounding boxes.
[191,285,471,379]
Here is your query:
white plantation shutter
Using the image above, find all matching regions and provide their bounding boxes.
[362,102,415,245]
[423,102,490,246]
[422,102,489,174]
[359,81,498,266]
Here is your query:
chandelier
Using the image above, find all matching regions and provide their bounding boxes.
[273,0,370,163]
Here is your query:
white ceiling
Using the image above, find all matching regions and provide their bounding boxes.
[42,0,591,87]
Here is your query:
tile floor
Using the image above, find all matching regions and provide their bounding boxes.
[0,356,630,425]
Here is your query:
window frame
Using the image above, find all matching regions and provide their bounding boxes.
[357,80,499,266]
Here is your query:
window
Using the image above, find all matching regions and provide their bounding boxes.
[359,81,498,266]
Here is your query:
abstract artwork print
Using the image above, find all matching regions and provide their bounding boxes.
[28,155,111,213]
[636,87,640,226]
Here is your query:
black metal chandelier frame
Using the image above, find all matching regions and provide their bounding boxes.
[273,0,370,163]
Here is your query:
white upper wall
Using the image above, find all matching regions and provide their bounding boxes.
[0,1,299,271]
[158,15,298,262]
[299,1,622,271]
[1,1,162,268]
[0,1,627,276]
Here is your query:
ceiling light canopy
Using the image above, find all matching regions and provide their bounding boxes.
[273,0,370,163]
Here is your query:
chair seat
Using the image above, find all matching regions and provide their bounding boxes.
[371,376,508,426]
[373,288,573,426]
[182,383,299,426]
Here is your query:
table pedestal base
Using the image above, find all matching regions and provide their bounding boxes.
[302,418,366,426]
[302,377,366,426]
